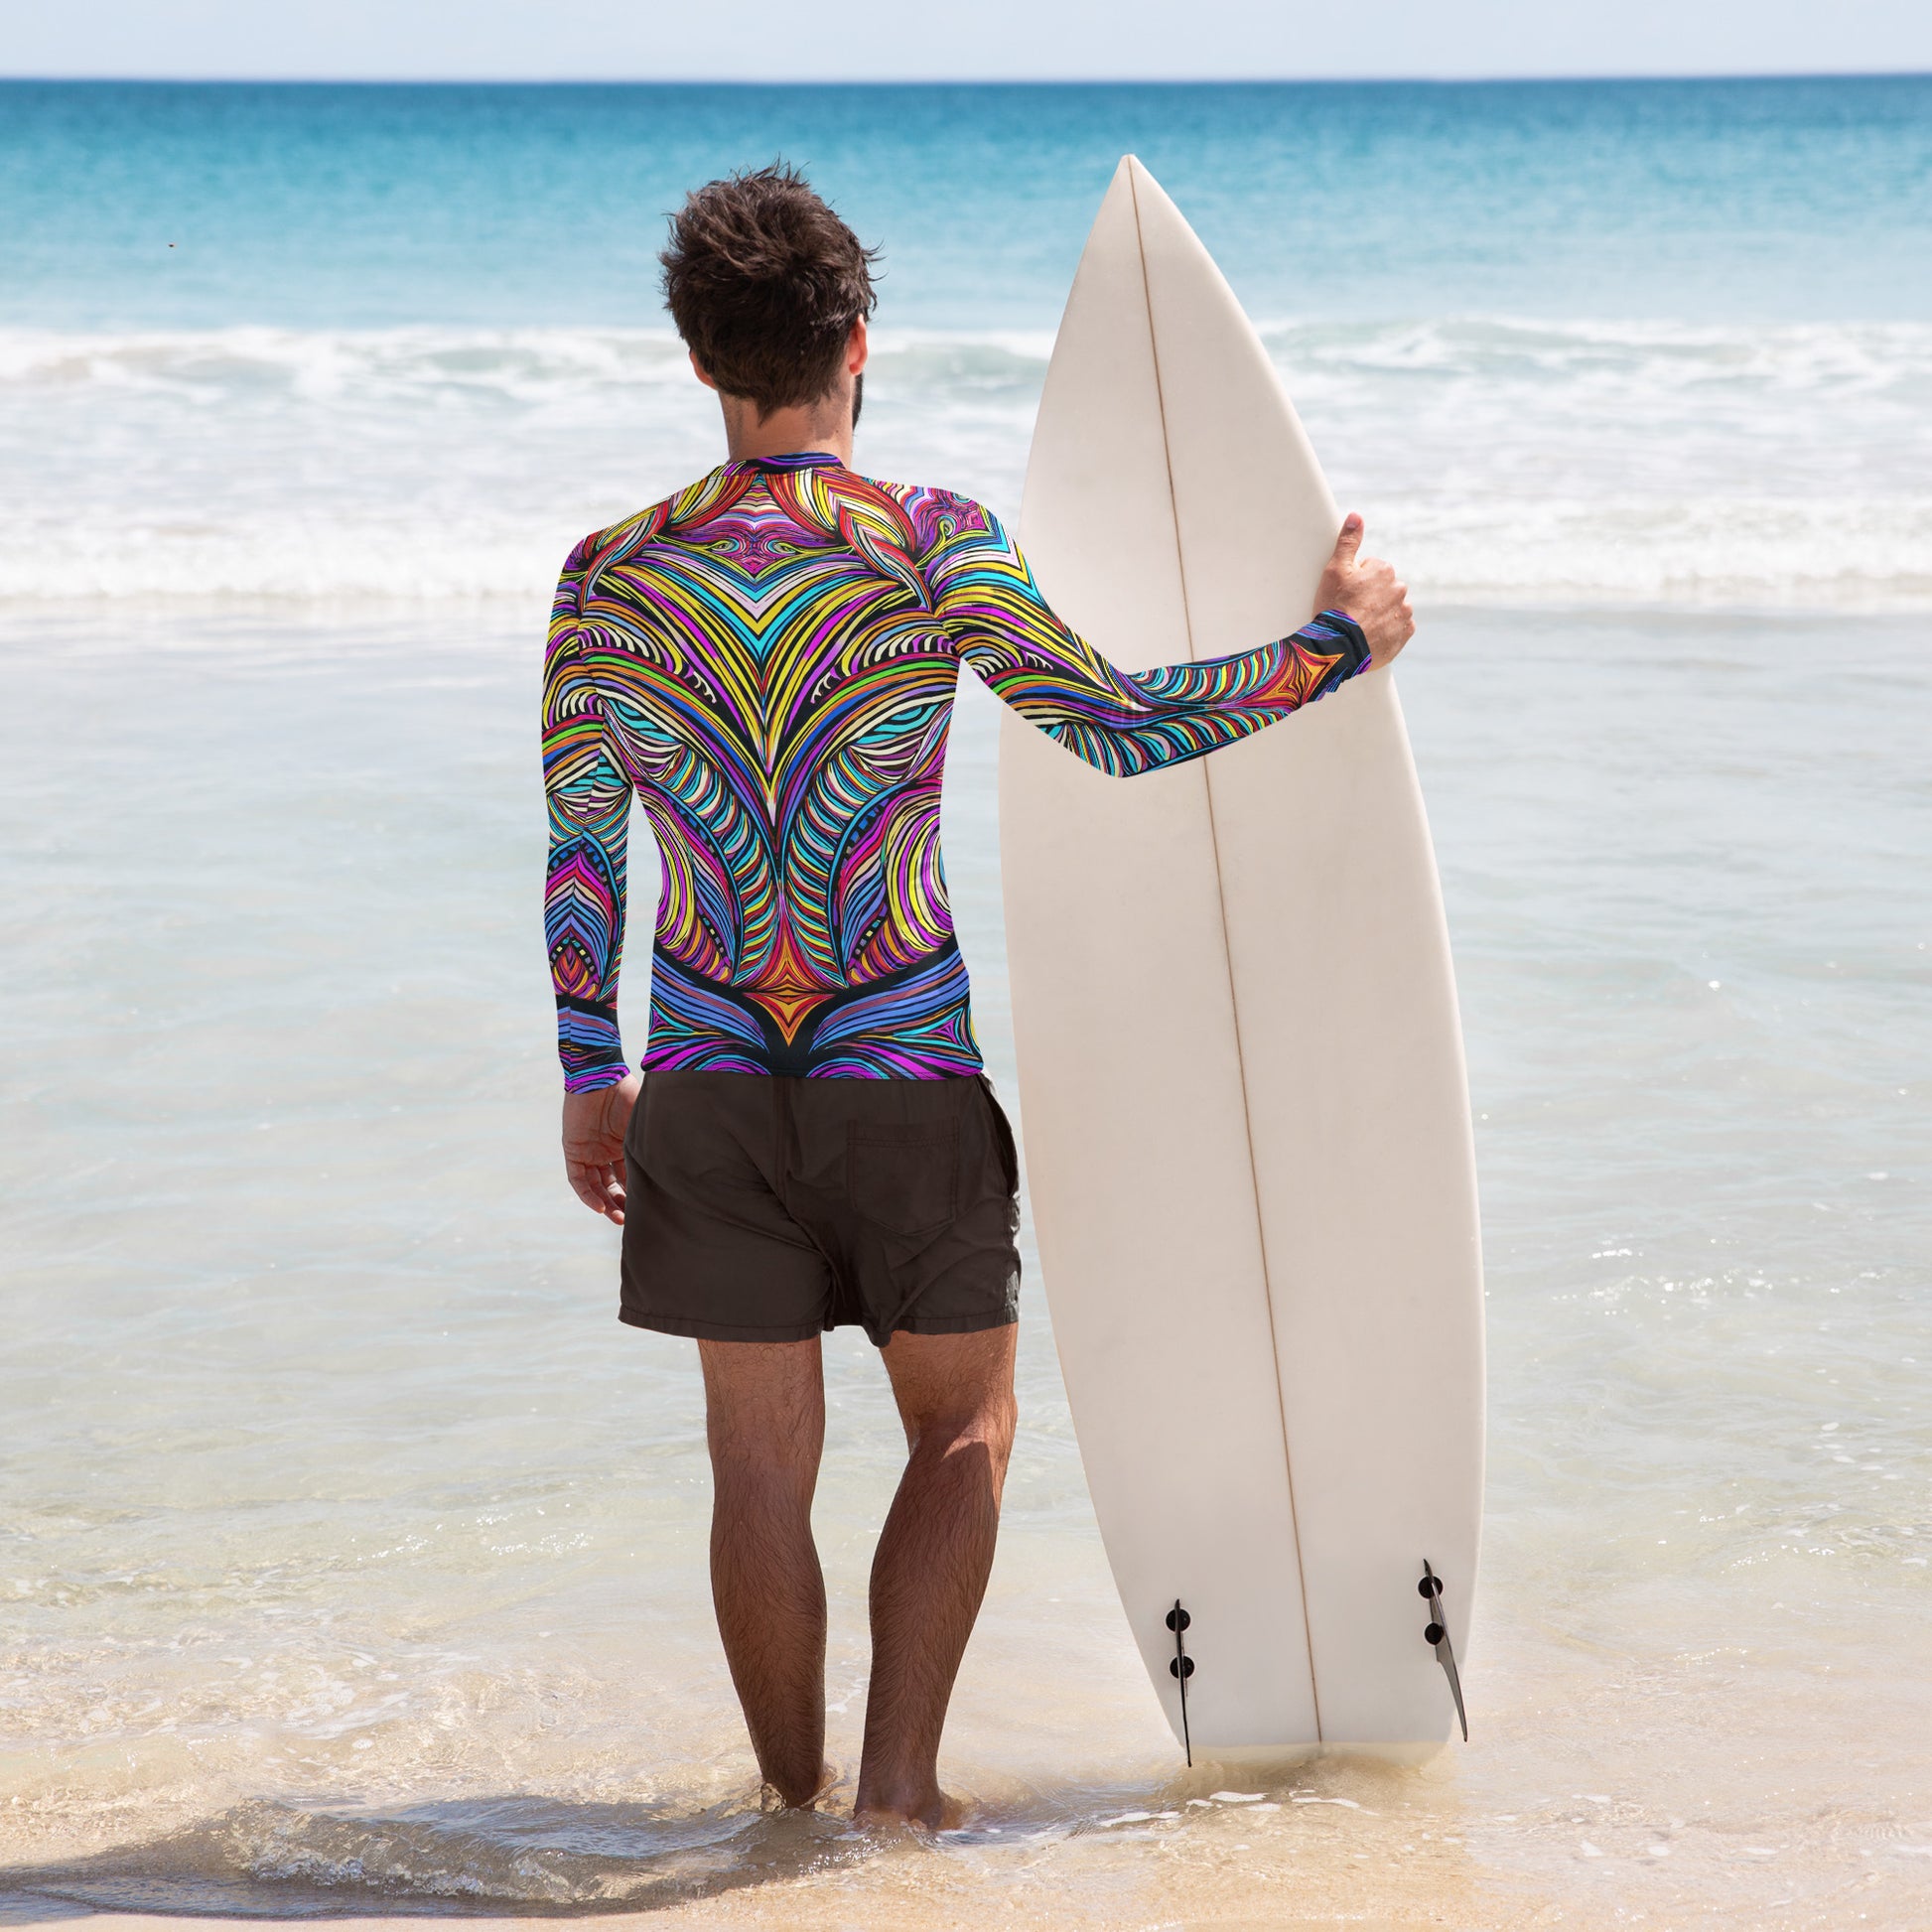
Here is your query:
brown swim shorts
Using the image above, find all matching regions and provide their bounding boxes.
[620,1069,1022,1346]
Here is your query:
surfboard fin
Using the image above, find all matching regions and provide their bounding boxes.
[1419,1561,1468,1741]
[1166,1600,1195,1765]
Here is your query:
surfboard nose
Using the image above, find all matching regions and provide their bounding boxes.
[1104,154,1139,209]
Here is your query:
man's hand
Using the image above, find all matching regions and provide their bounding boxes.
[1312,513,1414,671]
[562,1073,640,1223]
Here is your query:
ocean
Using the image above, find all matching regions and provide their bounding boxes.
[2,77,1929,1929]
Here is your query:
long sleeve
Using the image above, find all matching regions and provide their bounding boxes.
[542,537,631,1093]
[926,499,1370,775]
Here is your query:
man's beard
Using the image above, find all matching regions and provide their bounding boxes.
[851,371,864,432]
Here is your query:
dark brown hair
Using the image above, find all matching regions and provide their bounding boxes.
[660,164,879,418]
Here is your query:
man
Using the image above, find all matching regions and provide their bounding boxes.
[542,164,1413,1830]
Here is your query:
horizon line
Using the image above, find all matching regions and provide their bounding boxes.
[4,68,1930,87]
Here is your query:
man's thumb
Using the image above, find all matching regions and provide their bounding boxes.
[1331,512,1364,562]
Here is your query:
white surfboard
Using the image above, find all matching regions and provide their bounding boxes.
[999,158,1484,1754]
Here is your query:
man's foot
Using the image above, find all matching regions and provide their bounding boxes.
[852,1785,967,1833]
[765,1760,840,1812]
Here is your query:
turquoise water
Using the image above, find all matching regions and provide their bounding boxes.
[2,77,1930,1929]
[5,78,1931,330]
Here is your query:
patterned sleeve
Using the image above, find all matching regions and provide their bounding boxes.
[921,496,1371,776]
[541,536,632,1093]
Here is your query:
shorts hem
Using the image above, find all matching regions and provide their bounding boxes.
[880,1306,1019,1342]
[619,1304,1020,1346]
[619,1309,828,1343]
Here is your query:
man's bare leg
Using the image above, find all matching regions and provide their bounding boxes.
[698,1336,830,1808]
[854,1324,1019,1828]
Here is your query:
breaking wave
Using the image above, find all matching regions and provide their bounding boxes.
[2,319,1926,611]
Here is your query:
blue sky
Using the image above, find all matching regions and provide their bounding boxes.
[4,0,1930,80]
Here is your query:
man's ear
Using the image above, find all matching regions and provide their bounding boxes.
[689,350,718,392]
[847,316,870,377]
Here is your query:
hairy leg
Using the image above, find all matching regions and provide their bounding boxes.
[698,1335,829,1808]
[855,1323,1019,1828]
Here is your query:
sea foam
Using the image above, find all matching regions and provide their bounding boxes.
[2,318,1927,610]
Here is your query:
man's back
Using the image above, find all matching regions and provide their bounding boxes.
[542,451,1369,1089]
[545,451,985,1081]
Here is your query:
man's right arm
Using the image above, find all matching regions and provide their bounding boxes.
[542,538,631,1096]
[924,497,1413,777]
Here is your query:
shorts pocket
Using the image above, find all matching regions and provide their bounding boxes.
[846,1124,958,1237]
[978,1077,1021,1198]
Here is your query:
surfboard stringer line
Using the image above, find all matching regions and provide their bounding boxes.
[1124,154,1325,1743]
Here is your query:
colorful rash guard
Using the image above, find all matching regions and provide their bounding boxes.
[542,452,1369,1090]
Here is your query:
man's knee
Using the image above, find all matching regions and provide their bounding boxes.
[884,1322,1018,1465]
[905,1382,1018,1469]
[707,1400,823,1494]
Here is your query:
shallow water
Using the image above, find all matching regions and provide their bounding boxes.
[3,606,1928,1928]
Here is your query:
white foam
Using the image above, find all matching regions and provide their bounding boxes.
[2,317,1926,611]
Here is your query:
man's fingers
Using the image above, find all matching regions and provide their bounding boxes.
[566,1157,621,1219]
[561,1077,639,1221]
[1330,511,1364,564]
[597,1164,626,1224]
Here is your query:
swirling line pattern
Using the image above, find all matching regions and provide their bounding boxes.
[542,453,1368,1088]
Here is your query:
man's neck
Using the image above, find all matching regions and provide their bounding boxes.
[720,391,854,469]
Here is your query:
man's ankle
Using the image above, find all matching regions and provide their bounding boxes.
[853,1775,954,1831]
[764,1756,837,1810]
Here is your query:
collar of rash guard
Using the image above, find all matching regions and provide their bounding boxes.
[726,451,846,473]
